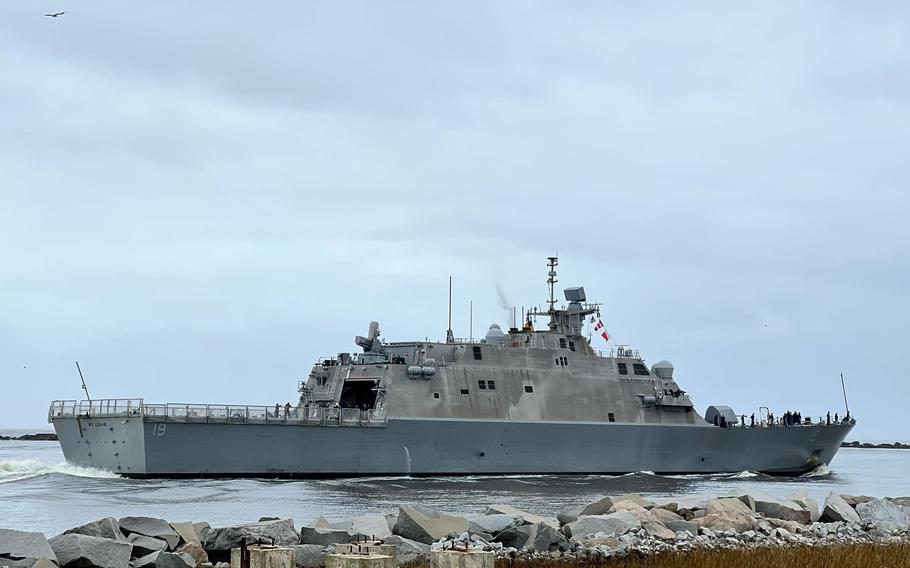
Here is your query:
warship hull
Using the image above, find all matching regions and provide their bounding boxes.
[50,413,854,478]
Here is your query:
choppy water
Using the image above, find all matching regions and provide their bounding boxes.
[2,439,909,536]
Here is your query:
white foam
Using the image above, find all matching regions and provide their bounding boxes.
[800,464,831,478]
[728,470,760,478]
[0,459,120,483]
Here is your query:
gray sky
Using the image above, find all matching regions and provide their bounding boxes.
[1,1,907,441]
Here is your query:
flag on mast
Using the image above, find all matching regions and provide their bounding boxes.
[593,319,610,342]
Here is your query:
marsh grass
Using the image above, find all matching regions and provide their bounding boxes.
[489,543,910,568]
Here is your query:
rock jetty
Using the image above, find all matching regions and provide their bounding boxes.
[2,492,909,568]
[841,440,909,449]
[0,433,58,442]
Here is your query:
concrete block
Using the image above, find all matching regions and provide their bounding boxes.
[324,554,394,568]
[430,550,494,568]
[334,543,395,561]
[231,546,295,568]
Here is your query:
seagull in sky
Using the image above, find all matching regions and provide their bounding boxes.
[44,11,65,17]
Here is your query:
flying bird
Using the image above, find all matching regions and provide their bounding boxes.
[44,11,65,17]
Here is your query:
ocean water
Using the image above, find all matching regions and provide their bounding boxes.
[2,440,909,536]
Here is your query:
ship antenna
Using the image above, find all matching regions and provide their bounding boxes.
[469,300,473,343]
[546,256,559,313]
[75,361,91,402]
[446,276,454,343]
[840,372,850,418]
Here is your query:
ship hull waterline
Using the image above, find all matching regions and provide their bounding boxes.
[51,416,854,478]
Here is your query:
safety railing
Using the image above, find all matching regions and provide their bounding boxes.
[48,399,387,428]
[48,399,145,421]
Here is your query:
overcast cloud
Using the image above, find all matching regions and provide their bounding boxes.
[1,1,907,440]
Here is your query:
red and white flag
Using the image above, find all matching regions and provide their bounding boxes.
[593,319,610,342]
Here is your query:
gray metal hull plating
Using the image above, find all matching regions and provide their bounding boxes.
[52,417,854,477]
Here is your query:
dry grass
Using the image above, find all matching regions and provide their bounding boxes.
[492,543,910,568]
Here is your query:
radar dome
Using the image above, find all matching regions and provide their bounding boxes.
[652,360,674,380]
[485,323,506,345]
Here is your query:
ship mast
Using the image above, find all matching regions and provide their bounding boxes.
[546,256,558,330]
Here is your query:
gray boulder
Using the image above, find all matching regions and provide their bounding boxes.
[291,545,326,568]
[663,520,698,536]
[820,493,861,524]
[465,514,521,535]
[192,525,210,544]
[119,518,180,550]
[692,511,758,533]
[483,505,554,527]
[526,523,570,552]
[752,495,811,524]
[383,514,397,534]
[394,506,468,544]
[128,534,168,558]
[558,494,653,525]
[134,551,195,568]
[857,498,910,532]
[176,543,208,567]
[493,523,568,552]
[64,519,126,542]
[641,521,675,540]
[0,529,57,562]
[649,508,683,523]
[349,514,391,540]
[735,494,757,512]
[705,498,752,516]
[555,507,584,526]
[297,528,353,547]
[562,512,641,539]
[789,492,820,523]
[492,525,530,550]
[0,559,57,568]
[203,519,299,551]
[841,494,874,507]
[381,536,429,565]
[169,524,202,547]
[49,533,132,568]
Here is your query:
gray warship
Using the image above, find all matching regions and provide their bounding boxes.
[49,257,855,478]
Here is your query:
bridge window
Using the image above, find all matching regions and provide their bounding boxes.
[562,357,569,366]
[559,338,567,349]
[617,362,628,375]
[487,380,495,390]
[473,346,482,361]
[524,385,534,393]
[478,380,487,390]
[460,389,469,395]
[608,413,616,422]
[433,392,440,399]
[569,341,575,351]
[633,363,650,376]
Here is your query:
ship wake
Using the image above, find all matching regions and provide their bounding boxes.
[0,459,120,484]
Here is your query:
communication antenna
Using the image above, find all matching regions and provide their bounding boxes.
[840,372,850,418]
[446,276,454,343]
[75,361,91,402]
[469,300,473,343]
[546,256,559,313]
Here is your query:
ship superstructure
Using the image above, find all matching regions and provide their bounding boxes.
[48,257,855,477]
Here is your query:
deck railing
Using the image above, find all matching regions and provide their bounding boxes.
[48,399,387,427]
